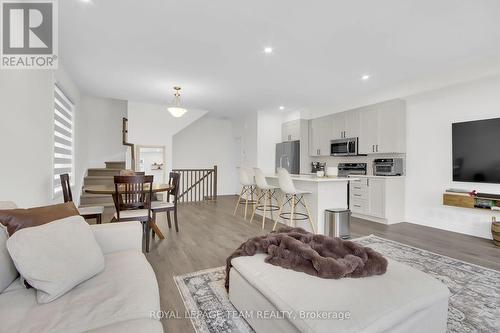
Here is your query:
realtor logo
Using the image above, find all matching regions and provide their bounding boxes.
[1,0,58,69]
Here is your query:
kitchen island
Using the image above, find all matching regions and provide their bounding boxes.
[257,174,358,234]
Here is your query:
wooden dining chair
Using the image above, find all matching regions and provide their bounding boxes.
[151,172,180,238]
[60,174,103,224]
[112,175,154,253]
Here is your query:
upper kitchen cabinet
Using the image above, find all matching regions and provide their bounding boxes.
[280,119,310,173]
[331,110,361,140]
[309,115,333,156]
[331,113,345,140]
[358,105,379,154]
[281,119,301,142]
[358,100,406,154]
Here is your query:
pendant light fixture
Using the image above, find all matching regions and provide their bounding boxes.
[167,86,187,118]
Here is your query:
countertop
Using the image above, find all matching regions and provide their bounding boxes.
[348,175,405,179]
[265,174,358,182]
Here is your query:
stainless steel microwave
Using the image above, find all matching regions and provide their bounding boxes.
[330,138,358,156]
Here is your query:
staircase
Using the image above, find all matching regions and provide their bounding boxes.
[79,161,126,210]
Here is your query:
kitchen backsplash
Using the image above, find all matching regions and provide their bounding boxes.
[310,153,406,175]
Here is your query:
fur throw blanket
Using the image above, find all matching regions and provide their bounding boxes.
[225,226,388,290]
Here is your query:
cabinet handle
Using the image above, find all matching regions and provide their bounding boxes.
[354,194,362,197]
[376,144,379,152]
[372,145,375,152]
[354,204,361,208]
[354,187,361,189]
[367,179,370,187]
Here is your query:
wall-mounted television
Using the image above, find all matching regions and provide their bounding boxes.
[452,117,500,184]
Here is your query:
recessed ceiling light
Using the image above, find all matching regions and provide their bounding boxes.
[361,74,371,81]
[279,106,285,110]
[263,47,273,54]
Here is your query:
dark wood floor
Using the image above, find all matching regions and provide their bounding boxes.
[133,196,499,333]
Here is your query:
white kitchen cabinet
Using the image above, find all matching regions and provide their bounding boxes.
[377,100,406,153]
[367,178,385,218]
[331,110,361,140]
[358,105,379,154]
[281,120,301,142]
[309,115,333,156]
[358,100,406,154]
[349,176,405,224]
[331,113,345,140]
[344,109,361,138]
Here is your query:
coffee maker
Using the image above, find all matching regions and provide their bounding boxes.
[311,162,326,173]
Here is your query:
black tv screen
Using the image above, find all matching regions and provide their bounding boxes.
[452,118,500,184]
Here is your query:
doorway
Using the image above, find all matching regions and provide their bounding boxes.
[136,145,166,184]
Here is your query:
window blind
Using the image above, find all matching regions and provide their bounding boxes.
[53,85,74,196]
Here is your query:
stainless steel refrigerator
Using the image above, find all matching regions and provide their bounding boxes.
[275,140,300,174]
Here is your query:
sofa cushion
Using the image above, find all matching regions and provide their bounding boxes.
[0,227,18,292]
[231,254,450,333]
[6,216,105,303]
[0,250,160,333]
[0,201,18,293]
[0,202,79,236]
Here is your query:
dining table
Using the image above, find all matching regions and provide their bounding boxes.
[83,183,174,240]
[84,183,173,195]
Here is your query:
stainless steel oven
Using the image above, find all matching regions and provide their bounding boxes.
[373,158,404,176]
[330,138,358,156]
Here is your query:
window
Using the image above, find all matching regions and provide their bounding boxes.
[53,85,74,196]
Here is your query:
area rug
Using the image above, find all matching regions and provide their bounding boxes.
[174,235,499,333]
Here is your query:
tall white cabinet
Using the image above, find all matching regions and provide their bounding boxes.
[358,100,406,154]
[309,115,333,156]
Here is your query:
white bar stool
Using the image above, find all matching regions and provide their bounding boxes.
[233,167,257,220]
[274,168,316,233]
[250,168,281,229]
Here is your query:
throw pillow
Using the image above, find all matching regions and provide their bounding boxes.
[0,202,79,236]
[6,215,105,303]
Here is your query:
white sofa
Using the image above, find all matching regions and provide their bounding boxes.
[0,202,163,333]
[229,253,450,333]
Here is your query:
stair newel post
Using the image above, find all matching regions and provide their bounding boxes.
[213,165,218,200]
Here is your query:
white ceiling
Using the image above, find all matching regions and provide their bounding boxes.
[60,0,500,117]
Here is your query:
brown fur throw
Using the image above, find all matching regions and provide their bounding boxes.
[225,226,388,290]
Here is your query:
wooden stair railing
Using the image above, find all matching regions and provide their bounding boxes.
[122,117,136,171]
[172,166,217,203]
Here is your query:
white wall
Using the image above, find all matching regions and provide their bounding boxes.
[0,66,84,207]
[173,115,239,195]
[257,110,283,173]
[404,75,500,239]
[231,112,258,170]
[0,71,53,207]
[80,96,127,168]
[127,102,207,173]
